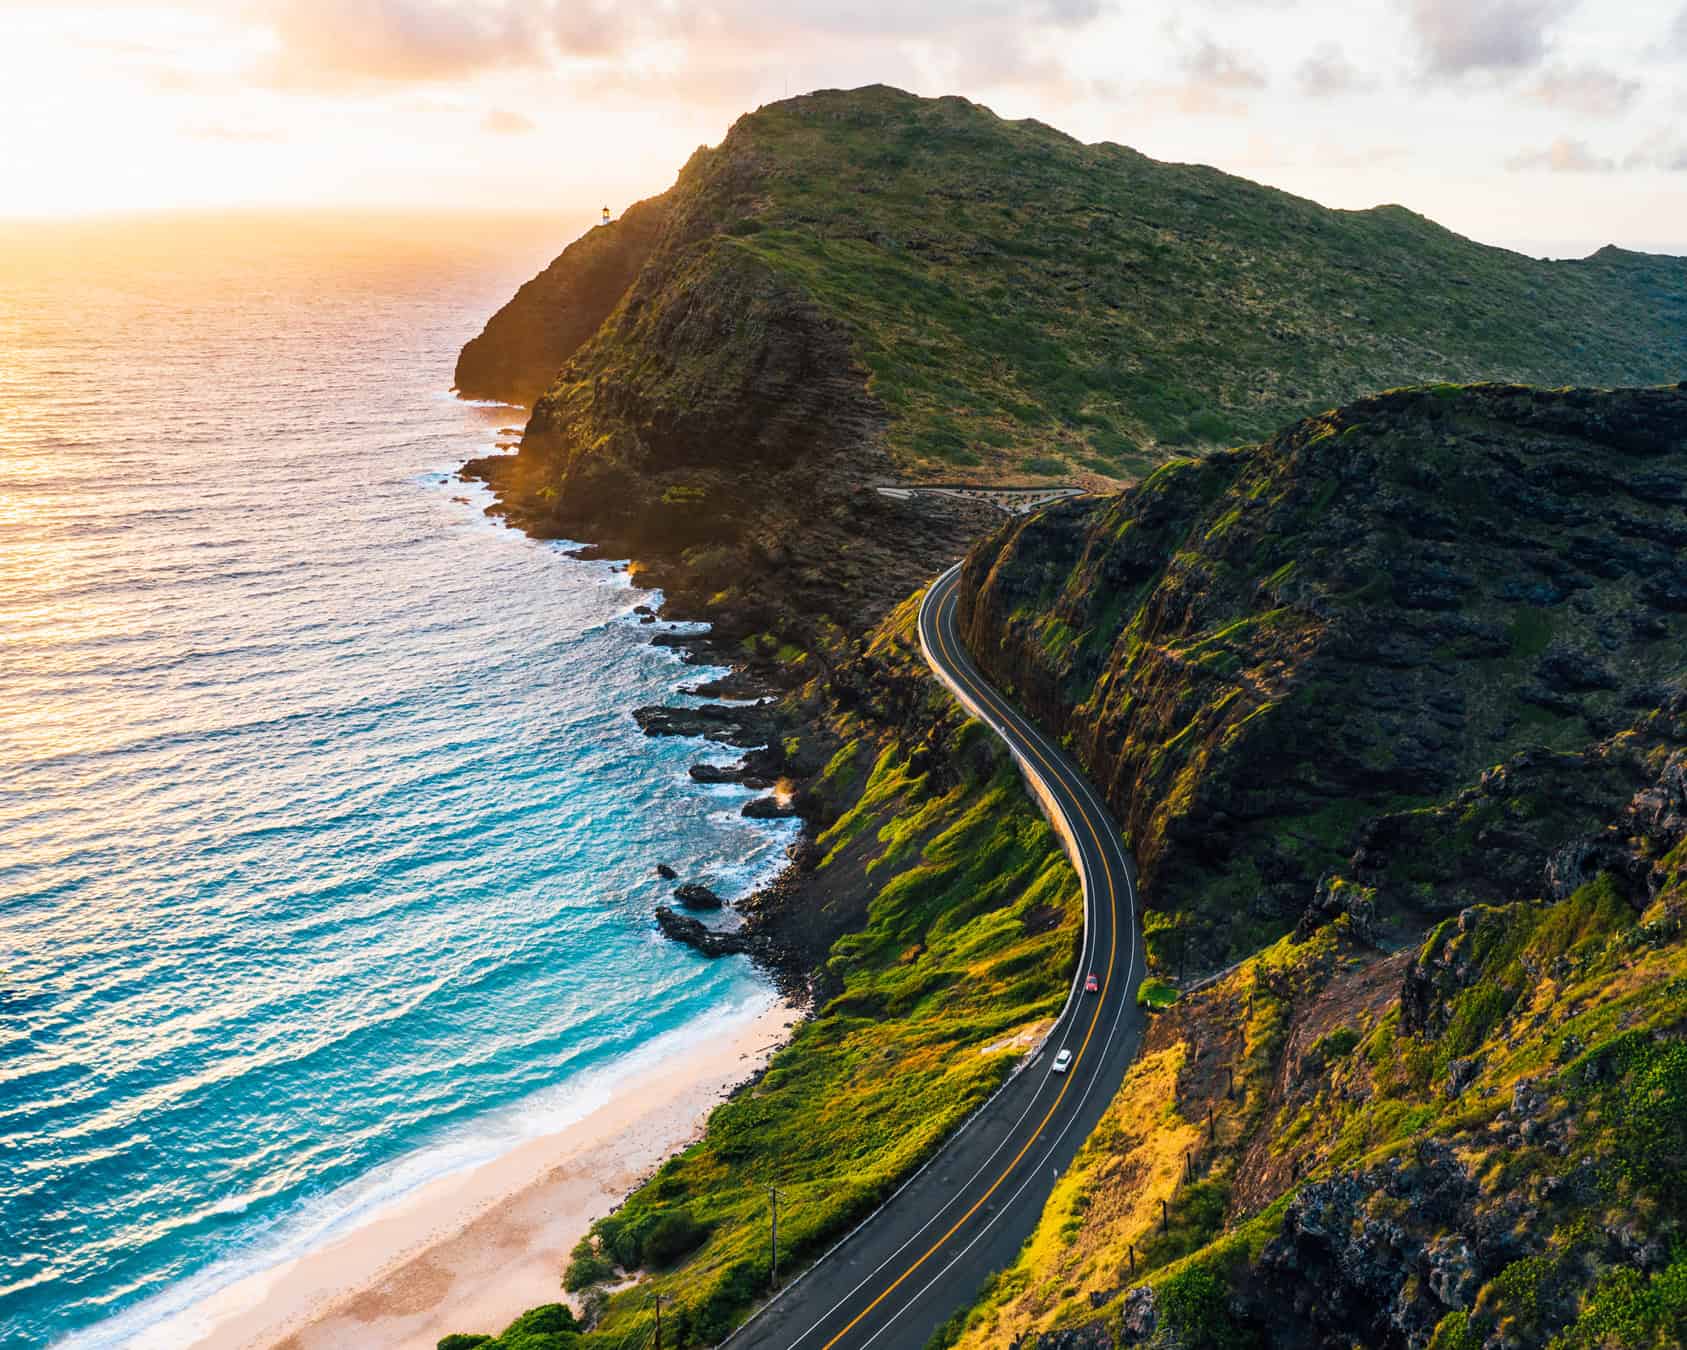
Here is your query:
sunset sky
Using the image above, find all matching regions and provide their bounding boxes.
[4,1,1685,256]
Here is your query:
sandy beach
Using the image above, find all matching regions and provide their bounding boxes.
[146,998,795,1350]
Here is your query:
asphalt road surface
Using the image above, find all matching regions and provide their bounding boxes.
[727,562,1145,1350]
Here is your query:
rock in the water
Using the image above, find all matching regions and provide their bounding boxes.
[674,883,724,909]
[690,761,749,784]
[743,795,799,820]
[633,702,775,747]
[655,906,752,957]
[655,863,677,880]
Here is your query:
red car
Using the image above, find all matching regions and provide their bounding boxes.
[1084,973,1100,994]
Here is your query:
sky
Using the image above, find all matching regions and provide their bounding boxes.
[2,1,1685,256]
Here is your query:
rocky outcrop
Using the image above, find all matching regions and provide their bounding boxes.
[654,906,754,956]
[633,702,778,748]
[1250,1143,1483,1349]
[957,384,1687,961]
[673,883,724,910]
[742,795,800,820]
[689,760,774,788]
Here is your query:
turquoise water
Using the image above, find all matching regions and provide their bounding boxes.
[0,214,789,1348]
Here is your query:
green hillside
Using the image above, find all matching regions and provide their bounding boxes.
[465,85,1686,492]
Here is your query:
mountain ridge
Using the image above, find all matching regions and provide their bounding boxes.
[457,85,1685,652]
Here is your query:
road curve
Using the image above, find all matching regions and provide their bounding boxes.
[727,563,1145,1350]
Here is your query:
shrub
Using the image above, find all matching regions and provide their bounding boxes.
[642,1210,711,1267]
[1308,1026,1360,1065]
[563,1236,614,1291]
[1617,1040,1687,1208]
[1157,1263,1252,1348]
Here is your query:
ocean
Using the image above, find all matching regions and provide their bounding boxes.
[0,212,790,1348]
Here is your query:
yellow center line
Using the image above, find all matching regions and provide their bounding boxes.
[815,582,1120,1350]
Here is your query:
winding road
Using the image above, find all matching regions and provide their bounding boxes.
[728,562,1145,1349]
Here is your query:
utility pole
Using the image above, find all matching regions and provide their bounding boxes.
[769,1187,787,1290]
[650,1292,663,1350]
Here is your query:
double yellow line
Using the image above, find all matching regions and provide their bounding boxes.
[815,579,1121,1349]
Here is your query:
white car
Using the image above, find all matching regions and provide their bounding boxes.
[1051,1048,1073,1074]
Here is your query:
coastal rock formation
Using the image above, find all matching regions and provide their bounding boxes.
[957,383,1687,963]
[449,85,1687,1350]
[633,702,777,748]
[741,795,799,820]
[689,761,751,784]
[673,883,724,910]
[654,905,753,956]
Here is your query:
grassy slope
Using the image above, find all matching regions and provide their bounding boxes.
[958,383,1687,964]
[445,597,1081,1349]
[701,88,1684,482]
[487,87,1685,504]
[949,874,1687,1349]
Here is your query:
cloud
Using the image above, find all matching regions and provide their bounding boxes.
[1506,137,1615,172]
[1408,0,1578,78]
[1090,31,1268,118]
[481,107,535,134]
[1671,5,1687,55]
[1181,36,1267,89]
[1624,131,1687,171]
[1524,65,1641,117]
[230,0,1113,96]
[250,0,551,89]
[1296,43,1373,97]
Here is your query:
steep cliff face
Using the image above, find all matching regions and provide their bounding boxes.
[957,384,1687,962]
[453,196,669,406]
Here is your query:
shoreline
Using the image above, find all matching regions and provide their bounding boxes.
[137,996,798,1350]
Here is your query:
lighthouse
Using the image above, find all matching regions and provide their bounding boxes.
[602,205,612,225]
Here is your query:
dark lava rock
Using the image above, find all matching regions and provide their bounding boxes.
[673,883,724,910]
[654,863,677,880]
[633,702,776,747]
[683,670,774,701]
[1253,1142,1480,1347]
[742,795,800,820]
[690,761,750,784]
[655,906,752,956]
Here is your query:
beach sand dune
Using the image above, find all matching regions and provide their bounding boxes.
[167,1000,795,1350]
